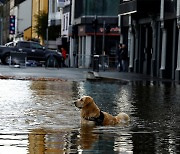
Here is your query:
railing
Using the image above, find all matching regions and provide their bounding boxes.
[65,54,117,71]
[93,55,109,71]
[9,52,27,67]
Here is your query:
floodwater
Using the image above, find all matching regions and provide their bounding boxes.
[0,79,180,154]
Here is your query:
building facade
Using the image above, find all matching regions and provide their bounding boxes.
[11,0,32,41]
[48,0,63,49]
[31,0,48,44]
[1,0,33,43]
[61,0,70,51]
[69,0,120,68]
[119,0,180,81]
[48,0,70,50]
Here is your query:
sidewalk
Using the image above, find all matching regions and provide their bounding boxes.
[0,65,173,82]
[0,65,88,81]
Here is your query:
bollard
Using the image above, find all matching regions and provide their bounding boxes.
[93,55,99,72]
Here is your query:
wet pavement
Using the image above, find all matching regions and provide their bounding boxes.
[0,65,180,153]
[0,65,175,82]
[0,65,88,81]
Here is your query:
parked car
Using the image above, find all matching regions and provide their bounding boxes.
[0,41,62,66]
[4,41,17,47]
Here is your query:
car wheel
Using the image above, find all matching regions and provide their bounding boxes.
[45,56,59,68]
[2,53,10,65]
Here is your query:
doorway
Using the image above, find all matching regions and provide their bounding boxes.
[139,24,152,75]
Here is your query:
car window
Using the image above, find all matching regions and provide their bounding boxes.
[32,43,44,50]
[19,42,30,48]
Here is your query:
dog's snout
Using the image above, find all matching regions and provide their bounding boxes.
[74,101,82,109]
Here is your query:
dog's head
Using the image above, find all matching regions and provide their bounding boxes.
[74,96,94,109]
[74,96,101,122]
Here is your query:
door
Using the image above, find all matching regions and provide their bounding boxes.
[18,41,34,59]
[31,42,45,61]
[140,24,152,75]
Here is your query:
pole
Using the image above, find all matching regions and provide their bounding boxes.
[46,27,48,48]
[93,15,97,55]
[0,18,2,45]
[102,20,105,54]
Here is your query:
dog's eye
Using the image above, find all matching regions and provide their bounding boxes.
[80,98,83,101]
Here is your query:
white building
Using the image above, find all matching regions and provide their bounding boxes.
[48,0,72,49]
[10,0,32,41]
[48,0,62,27]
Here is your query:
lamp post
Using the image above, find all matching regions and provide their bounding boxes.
[92,15,99,71]
[0,17,2,45]
[92,15,97,55]
[102,20,105,54]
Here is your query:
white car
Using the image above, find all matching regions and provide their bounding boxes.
[4,41,17,47]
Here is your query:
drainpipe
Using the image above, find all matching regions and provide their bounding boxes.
[70,0,75,67]
[0,17,2,45]
[160,29,167,71]
[175,27,180,81]
[160,0,167,78]
[118,15,123,43]
[133,20,139,73]
[175,0,180,81]
[128,15,135,72]
[151,20,157,77]
[129,28,134,72]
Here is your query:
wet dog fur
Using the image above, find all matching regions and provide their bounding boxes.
[74,96,130,126]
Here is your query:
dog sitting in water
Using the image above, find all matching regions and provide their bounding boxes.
[74,96,130,126]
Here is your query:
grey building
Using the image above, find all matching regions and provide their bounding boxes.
[119,0,180,81]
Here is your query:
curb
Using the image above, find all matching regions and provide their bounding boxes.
[86,71,101,80]
[86,71,129,83]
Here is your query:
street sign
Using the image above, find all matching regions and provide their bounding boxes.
[9,15,15,34]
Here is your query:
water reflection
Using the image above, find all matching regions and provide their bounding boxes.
[0,79,180,153]
[27,126,132,154]
[28,128,67,153]
[0,133,28,154]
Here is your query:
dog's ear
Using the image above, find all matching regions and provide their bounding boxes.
[84,96,93,106]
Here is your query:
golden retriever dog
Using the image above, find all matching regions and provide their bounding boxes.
[74,96,130,126]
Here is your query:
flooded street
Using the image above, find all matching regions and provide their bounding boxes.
[0,79,180,153]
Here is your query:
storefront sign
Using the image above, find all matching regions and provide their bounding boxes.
[99,27,120,33]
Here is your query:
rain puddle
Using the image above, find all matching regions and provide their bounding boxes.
[0,79,180,153]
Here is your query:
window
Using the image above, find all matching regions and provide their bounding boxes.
[75,0,119,17]
[19,42,30,48]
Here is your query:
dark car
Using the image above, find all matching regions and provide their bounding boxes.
[0,41,62,66]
